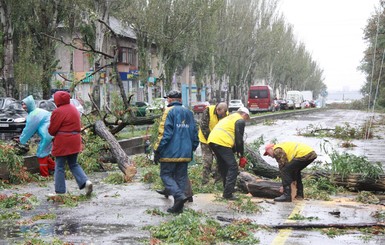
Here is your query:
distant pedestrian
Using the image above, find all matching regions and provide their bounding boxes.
[153,90,199,213]
[208,107,250,200]
[48,91,92,196]
[20,95,55,177]
[198,102,228,184]
[263,142,317,202]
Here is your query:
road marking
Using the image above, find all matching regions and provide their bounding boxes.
[270,201,306,245]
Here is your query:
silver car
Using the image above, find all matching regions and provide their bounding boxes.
[228,99,244,112]
[70,99,85,115]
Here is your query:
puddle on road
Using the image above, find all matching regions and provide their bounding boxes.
[1,222,136,242]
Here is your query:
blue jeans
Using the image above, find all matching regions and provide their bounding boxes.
[54,153,88,194]
[160,162,188,201]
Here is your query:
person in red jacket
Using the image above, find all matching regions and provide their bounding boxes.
[48,91,92,196]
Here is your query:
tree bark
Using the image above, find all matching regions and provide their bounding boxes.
[245,144,280,179]
[0,0,15,97]
[217,216,385,229]
[245,144,385,192]
[94,120,136,181]
[237,171,282,198]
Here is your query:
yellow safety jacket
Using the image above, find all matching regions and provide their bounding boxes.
[207,113,243,148]
[198,105,220,143]
[274,142,314,162]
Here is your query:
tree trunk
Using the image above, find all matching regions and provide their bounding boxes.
[245,144,280,179]
[0,0,15,97]
[237,171,282,198]
[92,0,110,109]
[245,144,385,192]
[217,216,385,229]
[94,120,136,181]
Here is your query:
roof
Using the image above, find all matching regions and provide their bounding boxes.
[109,16,136,39]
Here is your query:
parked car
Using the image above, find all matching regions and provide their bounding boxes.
[146,98,168,115]
[0,101,27,138]
[286,99,295,109]
[309,100,317,108]
[35,100,57,112]
[70,98,85,115]
[131,101,149,117]
[302,100,311,108]
[192,101,210,114]
[0,97,17,110]
[228,99,244,112]
[275,100,289,110]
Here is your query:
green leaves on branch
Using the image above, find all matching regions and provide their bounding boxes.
[329,151,383,180]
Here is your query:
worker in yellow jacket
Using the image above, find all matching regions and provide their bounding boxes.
[198,102,228,184]
[208,107,250,200]
[263,142,317,202]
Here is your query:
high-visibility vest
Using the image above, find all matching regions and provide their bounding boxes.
[198,105,220,144]
[274,142,314,162]
[207,113,243,148]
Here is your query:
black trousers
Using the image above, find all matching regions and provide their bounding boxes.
[281,158,316,188]
[209,143,238,197]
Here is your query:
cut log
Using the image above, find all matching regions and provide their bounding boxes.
[237,171,281,198]
[237,172,297,199]
[94,120,137,181]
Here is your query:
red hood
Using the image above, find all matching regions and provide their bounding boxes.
[54,91,70,107]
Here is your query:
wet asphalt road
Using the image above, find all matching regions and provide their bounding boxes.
[247,109,385,169]
[1,108,385,244]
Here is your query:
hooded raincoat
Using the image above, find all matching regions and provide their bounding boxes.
[20,95,53,158]
[48,91,82,156]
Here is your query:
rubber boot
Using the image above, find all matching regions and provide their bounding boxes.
[296,182,304,199]
[47,156,56,176]
[167,198,185,214]
[156,189,170,198]
[274,186,292,202]
[37,157,49,177]
[185,177,193,202]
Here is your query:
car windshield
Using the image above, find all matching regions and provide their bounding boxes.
[70,99,80,106]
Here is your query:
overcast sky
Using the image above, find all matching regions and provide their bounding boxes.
[279,0,380,92]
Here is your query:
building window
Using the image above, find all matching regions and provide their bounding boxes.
[118,47,135,65]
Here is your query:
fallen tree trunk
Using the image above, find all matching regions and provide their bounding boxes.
[245,144,280,179]
[217,216,385,229]
[237,171,281,198]
[326,173,385,191]
[271,222,385,229]
[237,172,297,199]
[245,144,385,192]
[94,120,136,181]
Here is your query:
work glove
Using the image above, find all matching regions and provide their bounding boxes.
[153,151,160,164]
[239,157,247,168]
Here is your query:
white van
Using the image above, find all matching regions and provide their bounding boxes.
[286,91,304,109]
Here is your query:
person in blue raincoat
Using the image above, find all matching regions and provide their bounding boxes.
[19,95,55,177]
